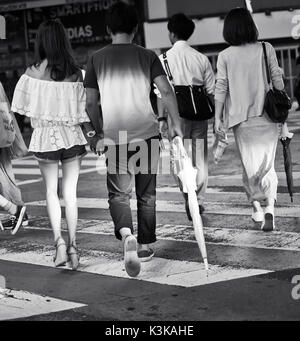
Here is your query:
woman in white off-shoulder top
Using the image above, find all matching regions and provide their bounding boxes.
[214,8,289,232]
[12,19,90,270]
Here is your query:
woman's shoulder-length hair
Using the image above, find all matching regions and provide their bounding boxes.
[223,8,259,46]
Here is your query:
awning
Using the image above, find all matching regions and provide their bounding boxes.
[0,0,97,12]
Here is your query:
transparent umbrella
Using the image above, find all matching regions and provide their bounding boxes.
[171,136,209,276]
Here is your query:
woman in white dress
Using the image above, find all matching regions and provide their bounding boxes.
[214,8,287,231]
[12,19,90,269]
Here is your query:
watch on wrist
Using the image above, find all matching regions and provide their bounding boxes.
[158,117,167,122]
[86,130,96,138]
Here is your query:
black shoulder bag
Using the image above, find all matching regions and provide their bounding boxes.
[262,42,291,123]
[163,52,214,121]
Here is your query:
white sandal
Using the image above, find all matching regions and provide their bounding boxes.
[54,237,68,267]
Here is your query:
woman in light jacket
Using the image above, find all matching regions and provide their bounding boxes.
[214,8,287,231]
[12,19,90,269]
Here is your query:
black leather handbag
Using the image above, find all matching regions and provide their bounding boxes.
[163,53,214,121]
[262,42,291,123]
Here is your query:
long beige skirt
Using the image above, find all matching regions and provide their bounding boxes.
[233,114,279,203]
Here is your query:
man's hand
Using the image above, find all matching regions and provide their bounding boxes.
[90,135,106,155]
[159,120,169,139]
[169,121,183,140]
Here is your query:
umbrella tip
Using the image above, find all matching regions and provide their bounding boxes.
[204,258,209,277]
[291,197,293,203]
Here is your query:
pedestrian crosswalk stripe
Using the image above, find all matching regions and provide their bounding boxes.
[0,289,86,321]
[27,197,300,217]
[13,165,300,181]
[0,246,271,288]
[13,166,105,176]
[23,221,300,252]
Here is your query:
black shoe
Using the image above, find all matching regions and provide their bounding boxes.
[185,202,192,221]
[138,248,155,262]
[2,206,26,235]
[199,205,205,215]
[22,213,29,227]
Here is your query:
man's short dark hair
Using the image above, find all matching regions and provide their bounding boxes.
[167,13,195,41]
[223,8,258,46]
[106,2,139,35]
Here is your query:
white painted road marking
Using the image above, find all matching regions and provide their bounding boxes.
[0,248,271,288]
[23,222,300,252]
[0,289,86,320]
[27,197,300,217]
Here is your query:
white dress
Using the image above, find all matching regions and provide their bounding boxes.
[11,74,90,153]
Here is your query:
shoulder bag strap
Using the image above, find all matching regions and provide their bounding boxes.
[162,52,174,85]
[262,42,272,89]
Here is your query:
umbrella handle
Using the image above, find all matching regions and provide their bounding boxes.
[172,136,186,157]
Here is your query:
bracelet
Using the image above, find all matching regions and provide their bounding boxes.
[86,130,96,138]
[158,117,167,122]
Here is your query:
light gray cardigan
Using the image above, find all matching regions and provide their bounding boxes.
[215,42,284,129]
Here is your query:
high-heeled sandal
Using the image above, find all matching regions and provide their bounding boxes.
[67,243,80,271]
[54,237,68,267]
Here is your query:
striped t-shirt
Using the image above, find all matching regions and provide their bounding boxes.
[84,43,166,144]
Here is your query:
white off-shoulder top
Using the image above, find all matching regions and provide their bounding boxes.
[11,74,90,152]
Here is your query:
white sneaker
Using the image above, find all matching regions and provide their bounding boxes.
[261,206,275,232]
[123,235,141,278]
[251,210,264,223]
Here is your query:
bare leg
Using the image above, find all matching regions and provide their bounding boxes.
[61,158,81,246]
[266,197,275,209]
[119,227,133,240]
[252,200,262,212]
[0,194,17,215]
[38,161,61,242]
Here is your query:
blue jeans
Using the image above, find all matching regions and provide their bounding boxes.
[106,136,159,244]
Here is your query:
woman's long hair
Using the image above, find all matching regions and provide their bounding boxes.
[33,19,79,81]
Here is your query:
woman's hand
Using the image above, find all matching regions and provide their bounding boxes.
[280,122,293,140]
[214,117,224,136]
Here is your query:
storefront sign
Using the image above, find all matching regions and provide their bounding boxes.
[146,0,300,21]
[0,11,25,51]
[27,0,120,47]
